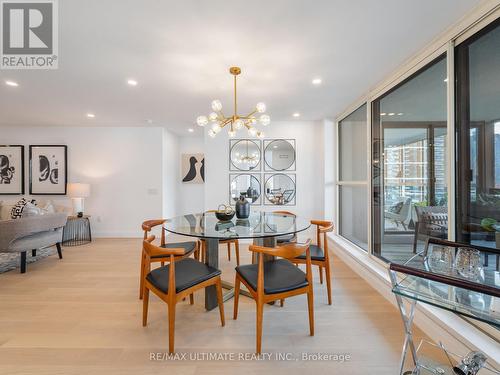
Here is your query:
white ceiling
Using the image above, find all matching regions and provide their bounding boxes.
[0,0,483,135]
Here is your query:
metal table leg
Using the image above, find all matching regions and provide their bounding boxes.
[204,238,220,311]
[389,270,419,375]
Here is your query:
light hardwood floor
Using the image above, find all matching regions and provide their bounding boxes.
[0,237,437,375]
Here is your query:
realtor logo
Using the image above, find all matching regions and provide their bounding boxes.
[1,0,58,69]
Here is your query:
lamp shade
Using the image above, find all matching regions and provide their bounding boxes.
[67,183,91,198]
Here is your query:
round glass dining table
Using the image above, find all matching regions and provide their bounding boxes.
[164,211,311,310]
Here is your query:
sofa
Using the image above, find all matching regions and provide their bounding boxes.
[0,201,68,273]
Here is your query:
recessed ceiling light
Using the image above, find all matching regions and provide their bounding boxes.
[312,78,322,85]
[444,78,448,82]
[388,113,395,116]
[146,119,153,124]
[127,79,138,86]
[188,128,194,133]
[397,113,404,116]
[86,113,95,118]
[292,112,300,117]
[380,113,386,116]
[5,80,18,87]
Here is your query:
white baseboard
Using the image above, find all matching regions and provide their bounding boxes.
[329,233,500,369]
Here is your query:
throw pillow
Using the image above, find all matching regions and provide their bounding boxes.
[22,202,43,217]
[44,201,56,214]
[11,198,36,219]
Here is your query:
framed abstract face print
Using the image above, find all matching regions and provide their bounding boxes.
[29,145,68,195]
[0,145,25,195]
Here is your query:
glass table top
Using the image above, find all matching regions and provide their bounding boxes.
[164,211,311,240]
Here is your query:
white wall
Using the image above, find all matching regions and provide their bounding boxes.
[204,121,325,219]
[177,136,205,215]
[1,126,164,237]
[162,129,179,219]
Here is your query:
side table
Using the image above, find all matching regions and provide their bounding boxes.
[62,215,92,246]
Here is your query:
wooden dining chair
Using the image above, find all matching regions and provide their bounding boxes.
[142,236,225,353]
[200,210,240,266]
[139,219,200,299]
[233,239,314,354]
[291,220,334,305]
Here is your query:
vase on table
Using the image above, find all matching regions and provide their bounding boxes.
[235,195,250,219]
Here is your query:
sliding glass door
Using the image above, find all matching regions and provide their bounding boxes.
[456,18,500,252]
[372,55,448,262]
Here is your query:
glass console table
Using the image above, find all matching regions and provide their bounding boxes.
[389,238,500,375]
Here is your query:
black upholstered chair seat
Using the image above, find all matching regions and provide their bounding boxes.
[295,244,324,261]
[153,241,196,258]
[146,258,220,293]
[235,259,308,294]
[276,233,297,244]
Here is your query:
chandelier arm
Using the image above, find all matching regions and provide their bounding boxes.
[241,110,258,119]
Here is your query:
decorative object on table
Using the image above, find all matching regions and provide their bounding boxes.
[229,173,261,204]
[181,153,204,183]
[235,218,250,227]
[229,139,261,171]
[453,351,487,375]
[67,183,91,216]
[264,173,296,205]
[214,204,235,222]
[196,66,270,138]
[29,145,67,195]
[455,247,482,280]
[235,195,250,219]
[62,215,92,246]
[0,145,24,195]
[427,246,454,273]
[263,139,296,171]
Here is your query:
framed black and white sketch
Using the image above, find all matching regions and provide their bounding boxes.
[0,145,24,195]
[229,139,261,171]
[182,153,204,184]
[263,139,296,171]
[264,173,296,206]
[229,173,261,205]
[29,145,68,195]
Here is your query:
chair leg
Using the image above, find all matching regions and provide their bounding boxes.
[142,287,149,326]
[233,276,241,320]
[168,302,176,354]
[227,243,231,261]
[280,299,285,307]
[56,243,63,259]
[216,278,225,326]
[325,261,333,305]
[307,287,315,336]
[256,299,264,354]
[189,293,194,305]
[161,261,165,267]
[139,252,145,299]
[32,249,37,257]
[319,266,323,284]
[235,241,240,267]
[20,251,27,274]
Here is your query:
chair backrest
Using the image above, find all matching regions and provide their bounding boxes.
[311,220,334,258]
[273,210,296,216]
[142,219,166,244]
[143,236,186,297]
[249,239,312,295]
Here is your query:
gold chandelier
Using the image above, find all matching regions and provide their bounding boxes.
[196,66,270,138]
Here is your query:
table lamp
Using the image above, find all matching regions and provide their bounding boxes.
[67,183,91,216]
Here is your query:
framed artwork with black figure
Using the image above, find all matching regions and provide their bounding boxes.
[0,145,24,195]
[29,145,68,195]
